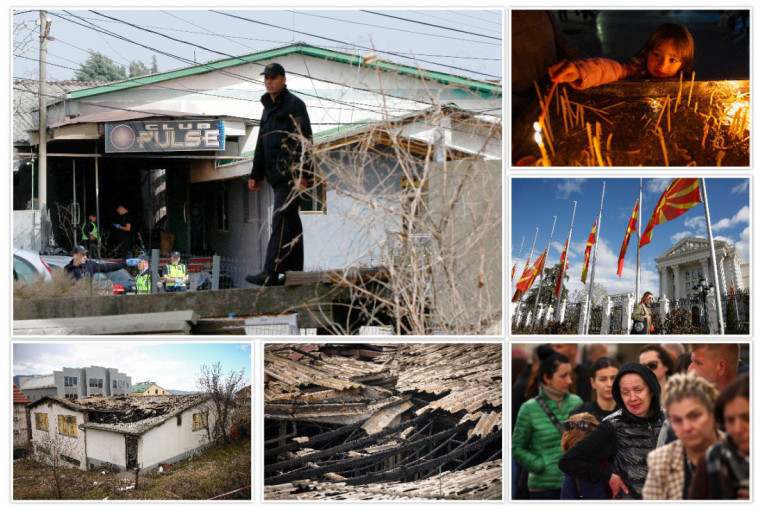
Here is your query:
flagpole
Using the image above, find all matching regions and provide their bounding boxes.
[511,235,526,289]
[531,215,557,329]
[700,178,725,334]
[584,181,606,334]
[636,179,642,300]
[513,227,539,324]
[556,201,577,319]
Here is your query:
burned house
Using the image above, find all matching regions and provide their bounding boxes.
[28,394,213,472]
[263,343,502,500]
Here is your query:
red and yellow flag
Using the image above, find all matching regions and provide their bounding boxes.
[639,178,701,247]
[555,239,570,297]
[581,220,597,283]
[512,249,547,302]
[617,198,639,277]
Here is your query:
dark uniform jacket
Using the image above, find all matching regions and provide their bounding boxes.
[559,363,664,499]
[251,87,313,187]
[64,259,126,280]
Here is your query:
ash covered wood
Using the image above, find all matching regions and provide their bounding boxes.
[263,343,502,500]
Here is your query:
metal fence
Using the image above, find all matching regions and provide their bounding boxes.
[609,304,623,334]
[721,290,750,333]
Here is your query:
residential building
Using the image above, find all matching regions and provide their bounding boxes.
[28,394,214,472]
[236,385,251,407]
[19,366,131,402]
[132,381,172,396]
[13,384,31,446]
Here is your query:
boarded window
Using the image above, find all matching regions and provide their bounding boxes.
[192,412,208,431]
[58,415,78,437]
[35,412,49,431]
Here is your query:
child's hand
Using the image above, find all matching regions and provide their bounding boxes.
[548,60,581,84]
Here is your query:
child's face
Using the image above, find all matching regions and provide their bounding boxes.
[647,40,683,78]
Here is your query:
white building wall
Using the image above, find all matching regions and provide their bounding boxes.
[84,428,127,469]
[13,403,29,446]
[137,406,212,471]
[29,402,87,470]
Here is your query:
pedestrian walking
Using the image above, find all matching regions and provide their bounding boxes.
[643,373,722,499]
[559,363,664,499]
[513,345,583,499]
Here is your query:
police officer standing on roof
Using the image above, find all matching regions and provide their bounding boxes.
[162,250,188,292]
[246,62,313,287]
[135,254,153,295]
[65,244,139,280]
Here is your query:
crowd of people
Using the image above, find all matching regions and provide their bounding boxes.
[511,343,749,500]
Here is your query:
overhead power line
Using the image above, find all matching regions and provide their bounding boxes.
[360,10,502,41]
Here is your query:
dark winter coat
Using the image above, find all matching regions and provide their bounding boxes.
[251,87,313,187]
[64,259,127,280]
[558,363,664,499]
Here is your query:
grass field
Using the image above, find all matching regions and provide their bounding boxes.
[13,440,251,500]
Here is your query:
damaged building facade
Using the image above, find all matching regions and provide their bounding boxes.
[263,343,502,500]
[28,394,213,472]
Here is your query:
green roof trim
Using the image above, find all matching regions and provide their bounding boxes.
[68,43,501,100]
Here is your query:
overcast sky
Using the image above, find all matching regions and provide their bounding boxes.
[13,342,252,392]
[511,177,750,298]
[12,9,502,82]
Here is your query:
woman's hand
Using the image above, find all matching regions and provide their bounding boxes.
[548,60,581,84]
[609,473,628,498]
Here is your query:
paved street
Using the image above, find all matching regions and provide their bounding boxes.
[555,9,749,80]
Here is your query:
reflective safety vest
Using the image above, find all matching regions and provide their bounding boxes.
[166,263,187,287]
[136,272,151,294]
[81,220,100,241]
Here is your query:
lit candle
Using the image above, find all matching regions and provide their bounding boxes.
[534,131,551,167]
[739,109,748,137]
[606,133,613,154]
[701,123,709,149]
[687,71,695,106]
[586,122,594,160]
[657,125,669,166]
[675,71,683,113]
[656,94,670,130]
[694,101,698,113]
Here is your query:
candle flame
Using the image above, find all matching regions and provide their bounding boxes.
[533,122,542,133]
[534,132,543,145]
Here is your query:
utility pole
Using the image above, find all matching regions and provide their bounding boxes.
[38,11,53,247]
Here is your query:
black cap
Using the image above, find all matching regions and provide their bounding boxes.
[171,251,181,258]
[138,254,149,262]
[73,244,88,254]
[261,62,285,77]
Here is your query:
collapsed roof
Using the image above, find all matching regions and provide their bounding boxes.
[28,394,210,436]
[263,343,502,500]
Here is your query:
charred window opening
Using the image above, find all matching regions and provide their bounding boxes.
[263,343,501,499]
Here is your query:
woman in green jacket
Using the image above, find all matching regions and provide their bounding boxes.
[513,345,583,499]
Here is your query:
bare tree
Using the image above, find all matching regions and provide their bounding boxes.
[296,102,502,335]
[195,362,247,445]
[32,426,79,499]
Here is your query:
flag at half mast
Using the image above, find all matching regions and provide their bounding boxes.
[581,220,597,283]
[617,198,639,277]
[639,178,701,247]
[512,249,547,302]
[555,239,569,297]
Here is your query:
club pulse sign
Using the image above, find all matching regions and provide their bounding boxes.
[105,120,225,153]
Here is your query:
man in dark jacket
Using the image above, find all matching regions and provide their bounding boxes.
[65,244,138,280]
[246,62,313,287]
[558,362,664,499]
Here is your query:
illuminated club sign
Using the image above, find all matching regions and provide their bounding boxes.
[105,120,225,153]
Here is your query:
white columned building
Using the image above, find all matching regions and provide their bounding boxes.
[654,237,748,301]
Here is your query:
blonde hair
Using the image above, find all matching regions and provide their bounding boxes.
[561,412,599,452]
[662,372,718,411]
